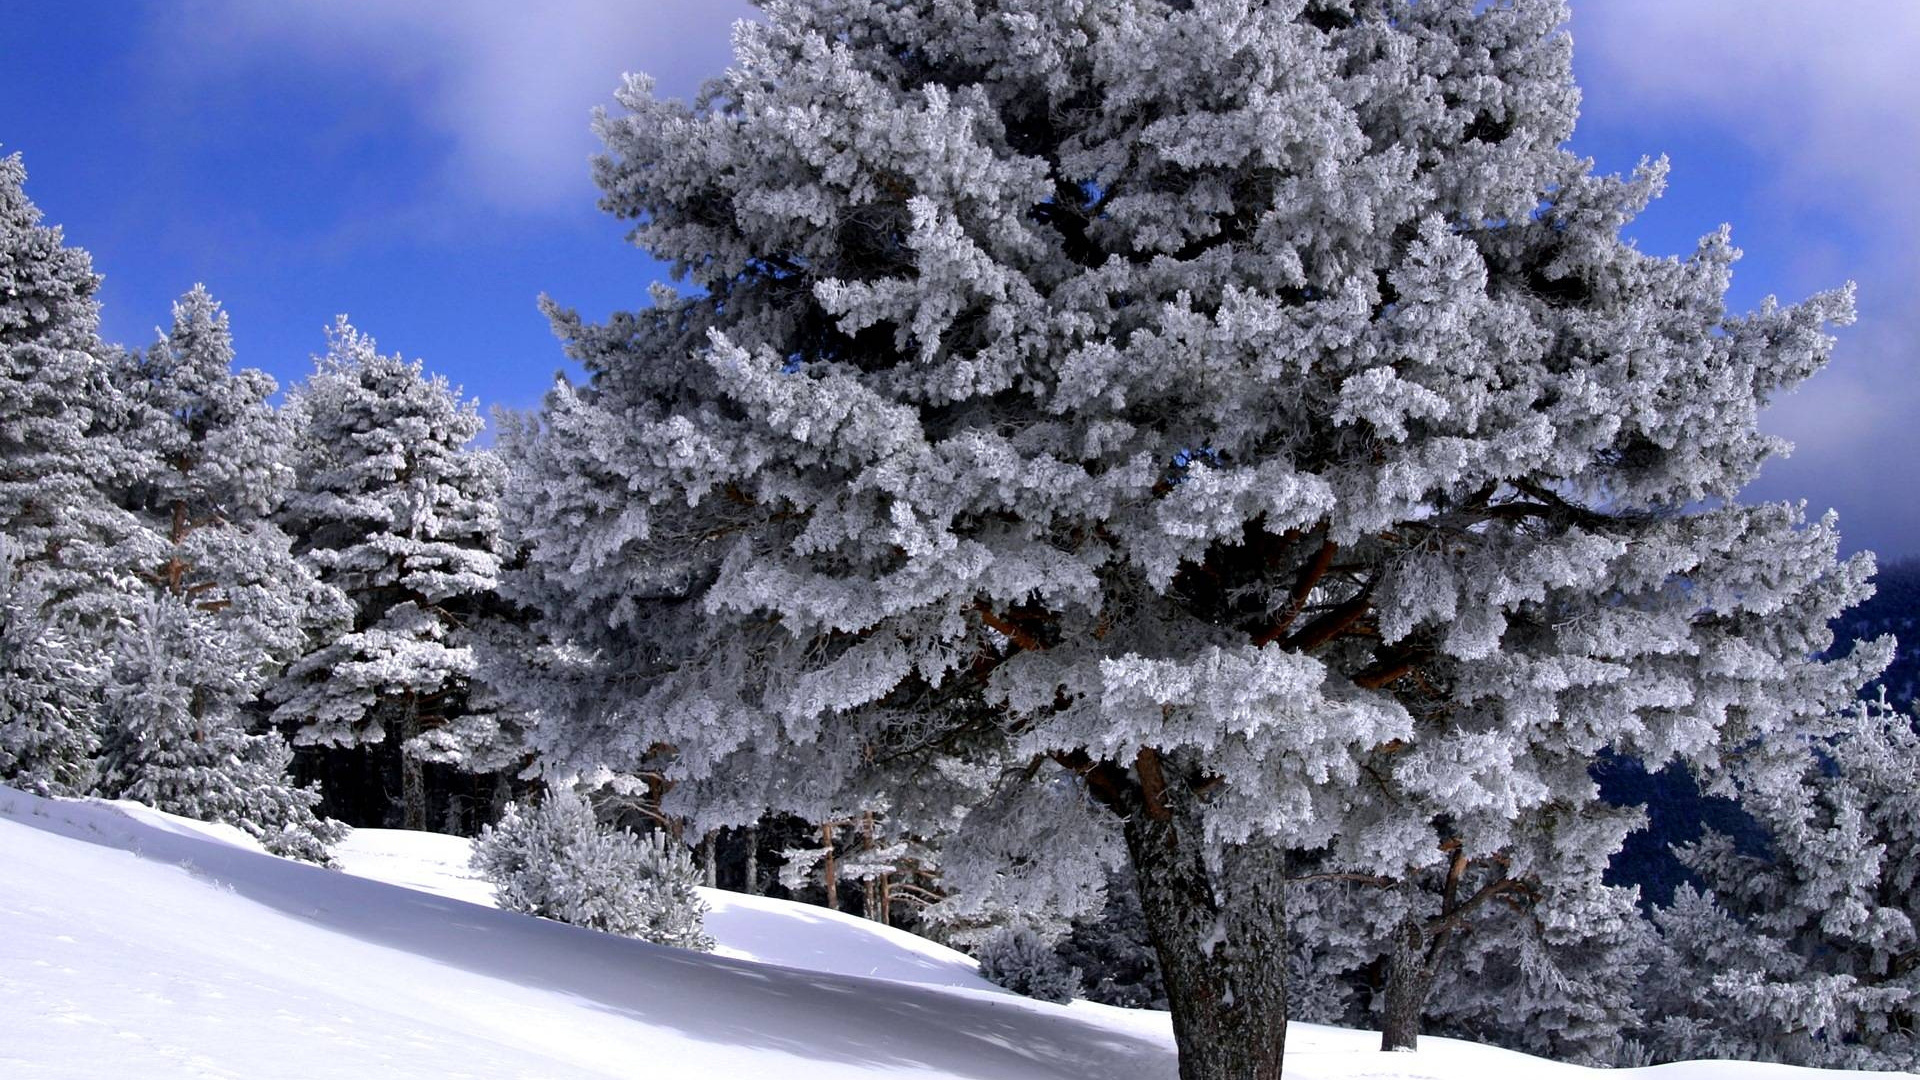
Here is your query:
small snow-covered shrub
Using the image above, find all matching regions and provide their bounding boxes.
[471,789,712,951]
[976,925,1081,1004]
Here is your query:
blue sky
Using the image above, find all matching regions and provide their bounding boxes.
[3,1,1916,557]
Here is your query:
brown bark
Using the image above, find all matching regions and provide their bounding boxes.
[1377,847,1520,1052]
[743,825,760,895]
[976,602,1045,652]
[860,813,885,924]
[1284,592,1372,652]
[1123,778,1290,1080]
[166,500,188,594]
[822,820,838,911]
[1380,919,1436,1052]
[1254,538,1338,647]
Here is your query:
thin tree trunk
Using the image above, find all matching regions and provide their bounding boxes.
[701,831,718,889]
[1380,918,1436,1052]
[491,773,512,824]
[862,812,881,923]
[167,500,188,593]
[1124,797,1290,1080]
[1380,846,1483,1052]
[400,693,426,831]
[743,825,759,895]
[822,821,838,910]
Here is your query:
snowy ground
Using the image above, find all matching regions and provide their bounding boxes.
[1,786,1912,1080]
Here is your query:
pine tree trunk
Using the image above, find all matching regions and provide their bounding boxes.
[862,812,881,923]
[701,831,718,889]
[491,773,512,825]
[822,821,838,910]
[1379,918,1436,1052]
[743,826,759,895]
[1123,801,1289,1080]
[400,694,426,831]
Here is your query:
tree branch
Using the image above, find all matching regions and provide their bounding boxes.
[976,601,1046,653]
[1286,872,1397,887]
[1254,537,1338,647]
[1135,746,1172,822]
[1284,591,1372,652]
[1049,749,1139,818]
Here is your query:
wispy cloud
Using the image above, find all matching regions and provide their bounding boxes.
[160,0,755,214]
[1575,1,1920,557]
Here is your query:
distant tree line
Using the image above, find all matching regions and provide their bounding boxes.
[0,153,520,853]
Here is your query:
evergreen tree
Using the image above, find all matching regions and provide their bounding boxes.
[93,288,347,862]
[1644,696,1920,1069]
[773,797,959,923]
[1279,837,1653,1062]
[0,150,142,628]
[110,286,348,696]
[1283,767,1649,1050]
[1830,558,1920,710]
[502,3,1881,1076]
[1056,866,1167,1010]
[1416,879,1653,1064]
[976,923,1082,1003]
[274,318,512,830]
[100,593,342,862]
[0,536,100,795]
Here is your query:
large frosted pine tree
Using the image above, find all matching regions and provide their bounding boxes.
[502,3,1881,1076]
[110,286,346,674]
[273,318,511,830]
[100,593,343,863]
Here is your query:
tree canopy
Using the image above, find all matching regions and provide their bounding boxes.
[500,2,1882,1075]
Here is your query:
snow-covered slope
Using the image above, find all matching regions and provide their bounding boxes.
[331,825,995,990]
[2,786,1911,1080]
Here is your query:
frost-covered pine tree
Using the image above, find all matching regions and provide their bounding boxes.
[975,923,1083,1003]
[111,287,348,696]
[0,150,143,628]
[94,287,348,860]
[1644,695,1920,1069]
[100,593,342,862]
[0,536,101,795]
[502,3,1882,1076]
[1403,876,1653,1064]
[771,795,957,923]
[1281,746,1650,1051]
[1057,866,1169,1010]
[274,319,512,830]
[1282,850,1651,1060]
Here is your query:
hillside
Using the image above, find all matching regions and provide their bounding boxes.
[2,786,1910,1080]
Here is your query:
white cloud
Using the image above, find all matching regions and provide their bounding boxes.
[164,0,756,212]
[1573,1,1920,555]
[1574,2,1919,259]
[148,1,1920,551]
